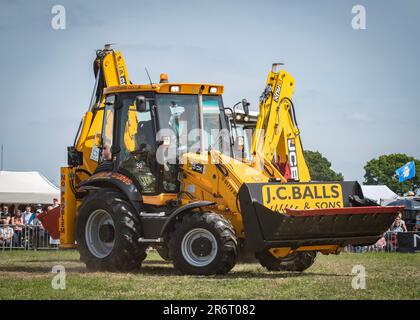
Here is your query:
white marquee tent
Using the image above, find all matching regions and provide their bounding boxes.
[0,171,59,204]
[361,185,399,205]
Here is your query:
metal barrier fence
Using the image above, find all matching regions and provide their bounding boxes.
[344,231,407,253]
[0,224,59,251]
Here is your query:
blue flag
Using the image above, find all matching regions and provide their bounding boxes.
[395,161,415,183]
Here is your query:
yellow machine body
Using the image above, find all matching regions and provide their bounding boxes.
[57,47,401,269]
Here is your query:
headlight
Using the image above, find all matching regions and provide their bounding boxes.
[170,86,180,93]
[209,87,218,94]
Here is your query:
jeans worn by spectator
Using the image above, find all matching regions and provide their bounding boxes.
[13,230,22,247]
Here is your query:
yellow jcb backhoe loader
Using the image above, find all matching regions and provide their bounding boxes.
[53,45,402,274]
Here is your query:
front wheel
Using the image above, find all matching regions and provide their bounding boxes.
[168,212,238,275]
[256,250,317,272]
[76,190,148,271]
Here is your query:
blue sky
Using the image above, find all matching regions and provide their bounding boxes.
[0,0,419,185]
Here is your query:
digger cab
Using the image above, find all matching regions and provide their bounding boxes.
[95,82,233,198]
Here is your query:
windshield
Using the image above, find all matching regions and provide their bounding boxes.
[156,94,200,154]
[156,94,230,155]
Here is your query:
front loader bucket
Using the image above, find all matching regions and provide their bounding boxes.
[238,182,404,252]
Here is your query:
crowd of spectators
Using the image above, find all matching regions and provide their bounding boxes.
[0,199,59,248]
[369,212,416,251]
[346,212,418,253]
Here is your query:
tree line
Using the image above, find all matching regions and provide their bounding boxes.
[304,151,419,195]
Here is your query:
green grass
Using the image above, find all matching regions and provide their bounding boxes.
[0,250,418,300]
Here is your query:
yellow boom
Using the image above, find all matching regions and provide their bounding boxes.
[251,64,310,182]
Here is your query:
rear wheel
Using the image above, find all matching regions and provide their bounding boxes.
[76,190,147,271]
[168,212,238,275]
[256,250,317,272]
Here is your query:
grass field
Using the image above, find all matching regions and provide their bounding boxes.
[0,250,418,300]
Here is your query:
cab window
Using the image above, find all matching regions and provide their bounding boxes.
[119,94,158,194]
[100,95,115,162]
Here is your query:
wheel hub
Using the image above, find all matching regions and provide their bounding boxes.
[191,236,212,257]
[181,228,218,267]
[85,209,115,258]
[99,224,115,243]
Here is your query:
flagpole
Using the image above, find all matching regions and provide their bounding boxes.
[0,144,3,171]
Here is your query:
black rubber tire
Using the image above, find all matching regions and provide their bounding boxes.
[156,245,171,261]
[256,250,317,272]
[76,190,147,272]
[168,212,238,275]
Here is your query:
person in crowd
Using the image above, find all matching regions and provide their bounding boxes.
[415,213,420,232]
[35,204,43,214]
[0,219,14,247]
[11,209,24,247]
[32,209,47,248]
[0,205,11,224]
[374,234,387,251]
[398,213,408,232]
[390,214,406,232]
[0,205,13,246]
[33,209,44,228]
[391,212,407,232]
[22,206,35,248]
[22,206,35,225]
[52,198,60,209]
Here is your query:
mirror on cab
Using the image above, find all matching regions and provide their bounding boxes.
[135,95,149,112]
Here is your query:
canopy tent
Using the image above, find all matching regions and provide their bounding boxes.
[361,185,399,205]
[0,171,59,204]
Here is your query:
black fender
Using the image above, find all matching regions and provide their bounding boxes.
[77,171,142,210]
[160,201,215,239]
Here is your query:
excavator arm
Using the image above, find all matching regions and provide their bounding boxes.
[89,45,130,111]
[60,45,131,247]
[251,64,310,182]
[71,45,130,170]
